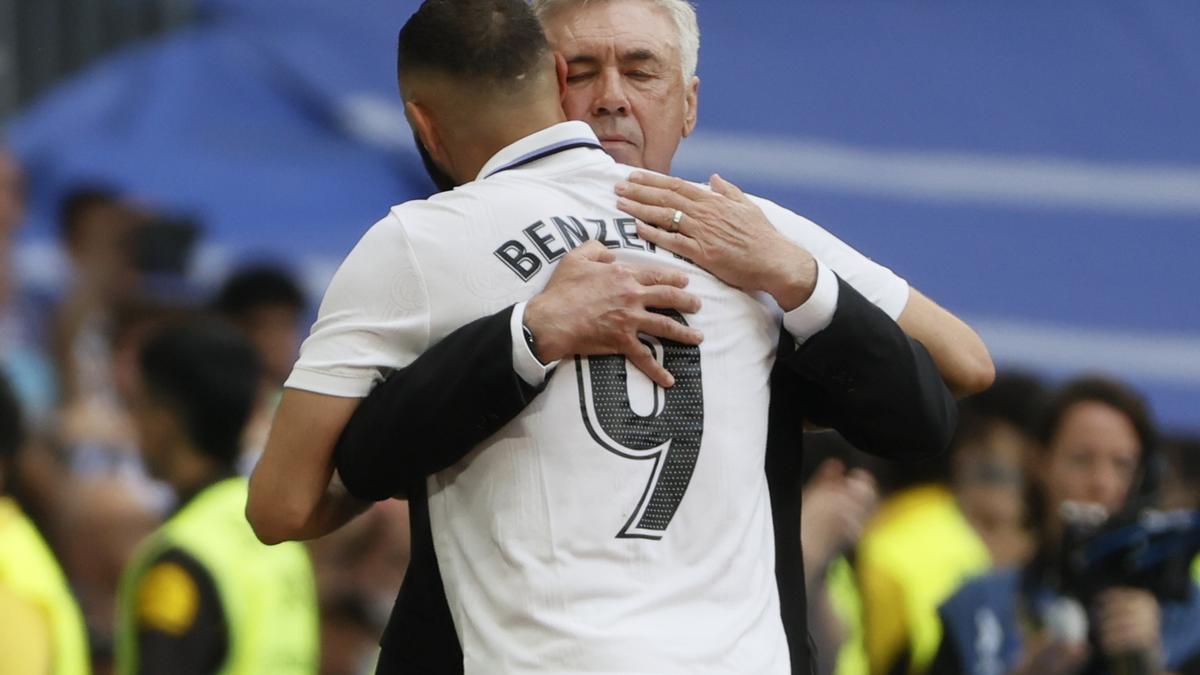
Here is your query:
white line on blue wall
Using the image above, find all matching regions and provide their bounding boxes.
[338,94,1200,217]
[673,131,1200,216]
[970,317,1200,384]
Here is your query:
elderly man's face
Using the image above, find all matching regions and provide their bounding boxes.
[542,0,699,173]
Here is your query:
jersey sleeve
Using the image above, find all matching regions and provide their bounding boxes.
[749,195,910,320]
[284,212,432,398]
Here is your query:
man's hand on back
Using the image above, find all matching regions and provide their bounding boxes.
[616,172,818,311]
[523,240,703,389]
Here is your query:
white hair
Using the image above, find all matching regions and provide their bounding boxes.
[530,0,700,81]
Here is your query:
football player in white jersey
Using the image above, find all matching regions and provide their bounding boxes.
[250,1,958,672]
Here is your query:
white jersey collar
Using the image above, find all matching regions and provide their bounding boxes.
[476,121,604,181]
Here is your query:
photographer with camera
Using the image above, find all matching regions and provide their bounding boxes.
[930,377,1200,675]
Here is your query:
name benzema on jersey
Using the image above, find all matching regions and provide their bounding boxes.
[493,215,690,282]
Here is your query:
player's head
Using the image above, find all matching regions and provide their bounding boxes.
[398,0,565,188]
[533,0,700,172]
[133,318,262,482]
[1034,376,1157,528]
[213,265,306,387]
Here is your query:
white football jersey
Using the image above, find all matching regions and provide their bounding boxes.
[287,121,908,674]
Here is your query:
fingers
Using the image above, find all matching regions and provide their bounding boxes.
[574,239,616,263]
[709,173,748,202]
[617,195,685,232]
[625,171,710,201]
[625,343,675,389]
[616,180,690,215]
[638,285,702,314]
[632,265,690,289]
[635,221,700,260]
[636,312,703,345]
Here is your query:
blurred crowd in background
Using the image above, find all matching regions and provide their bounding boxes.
[1,138,1198,673]
[0,152,408,673]
[2,1,1200,674]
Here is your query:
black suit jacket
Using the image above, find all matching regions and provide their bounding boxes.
[334,275,957,674]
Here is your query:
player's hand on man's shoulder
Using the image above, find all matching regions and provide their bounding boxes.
[523,240,702,389]
[616,172,818,311]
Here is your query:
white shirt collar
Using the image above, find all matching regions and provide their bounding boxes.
[475,121,603,181]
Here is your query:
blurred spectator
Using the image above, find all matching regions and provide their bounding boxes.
[933,376,1200,675]
[952,373,1047,568]
[212,264,306,469]
[0,373,91,674]
[51,186,143,454]
[212,264,306,389]
[42,187,203,669]
[52,296,191,671]
[115,318,318,674]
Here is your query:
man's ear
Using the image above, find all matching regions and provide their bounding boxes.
[682,75,700,138]
[405,100,449,169]
[554,51,569,104]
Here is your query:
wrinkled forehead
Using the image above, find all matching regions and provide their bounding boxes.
[541,0,683,69]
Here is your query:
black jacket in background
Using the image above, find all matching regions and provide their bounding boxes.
[334,275,957,674]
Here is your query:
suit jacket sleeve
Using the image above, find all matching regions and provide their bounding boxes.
[782,275,958,460]
[333,304,545,501]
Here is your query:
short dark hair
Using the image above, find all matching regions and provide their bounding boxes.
[58,186,121,245]
[139,318,262,466]
[397,0,550,89]
[213,265,306,320]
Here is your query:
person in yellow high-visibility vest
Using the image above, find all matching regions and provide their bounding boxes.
[115,318,318,675]
[0,374,91,675]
